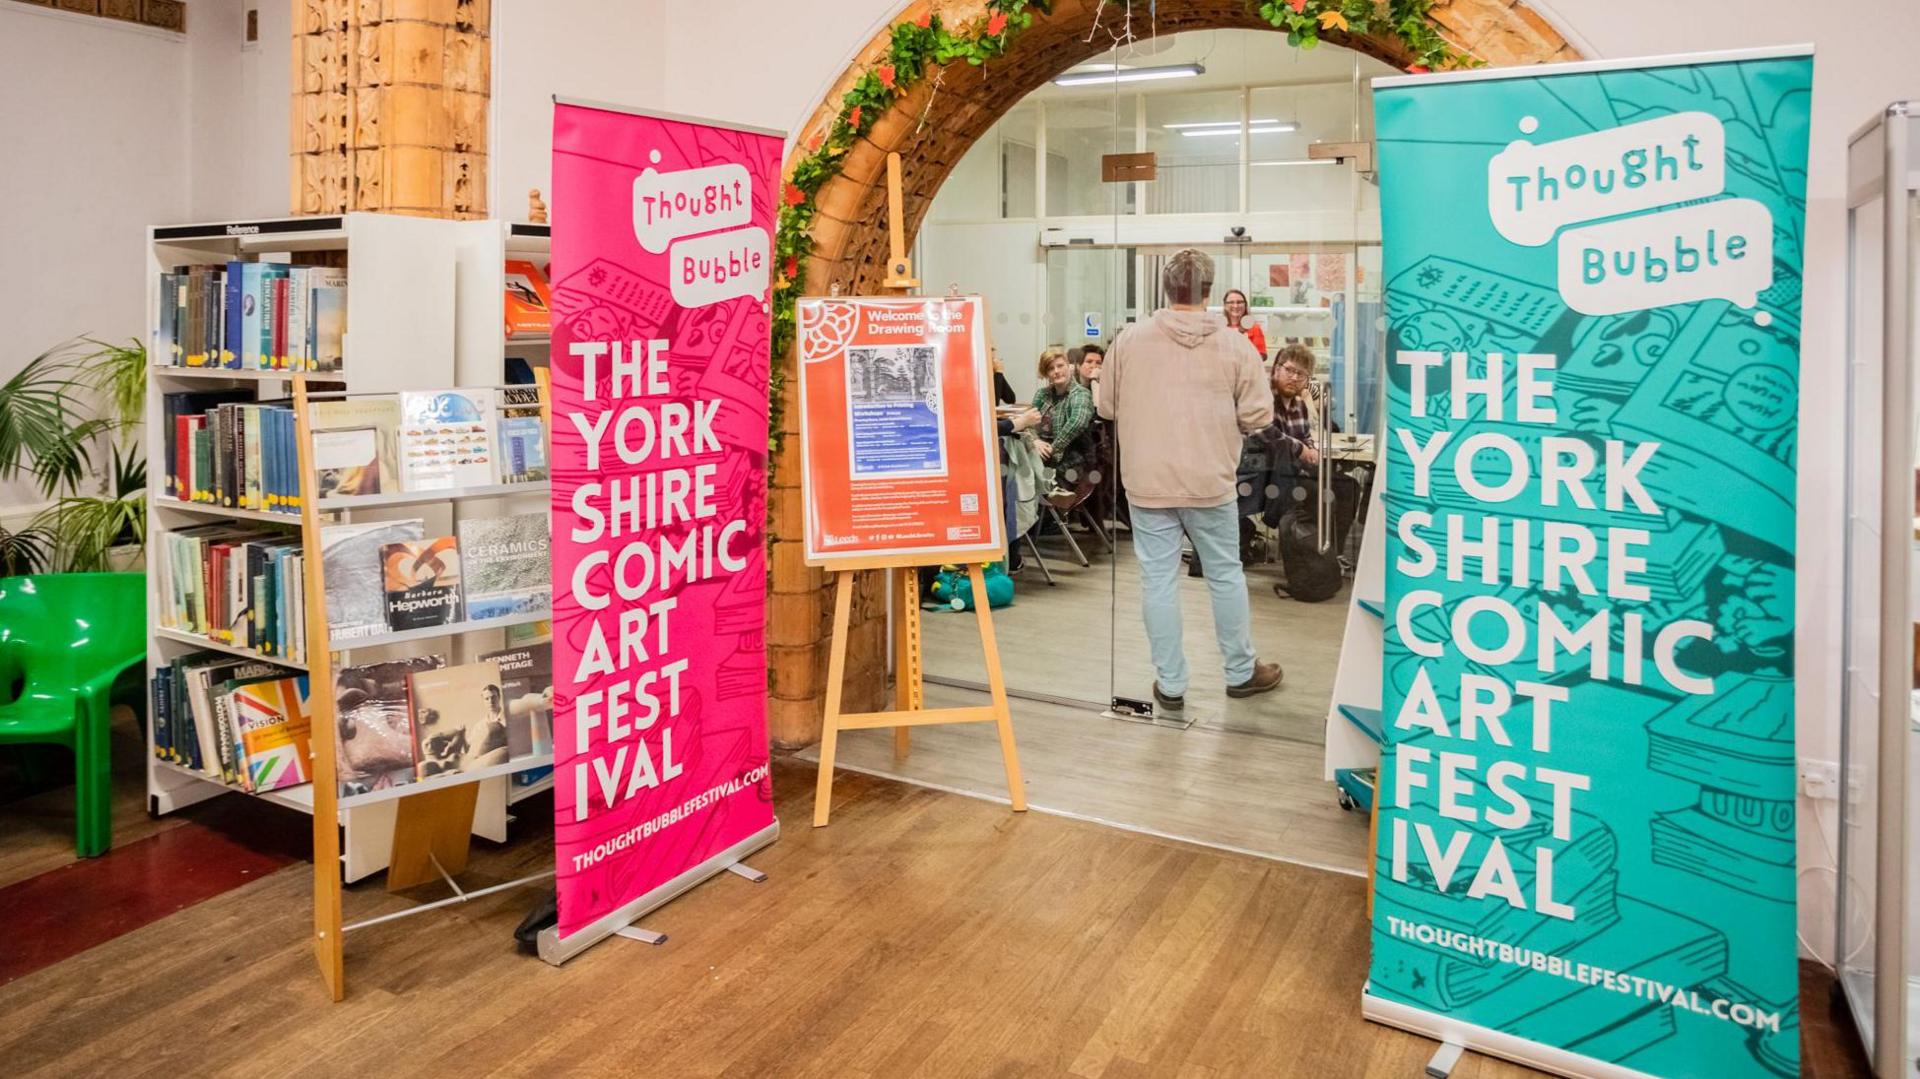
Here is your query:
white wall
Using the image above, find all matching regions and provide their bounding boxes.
[188,0,289,222]
[0,6,192,512]
[490,0,665,223]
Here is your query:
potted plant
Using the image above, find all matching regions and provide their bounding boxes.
[0,337,147,575]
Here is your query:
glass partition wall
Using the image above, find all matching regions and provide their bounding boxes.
[898,29,1388,871]
[1838,101,1920,1079]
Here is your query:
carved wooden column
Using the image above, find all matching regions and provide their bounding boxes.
[291,0,490,218]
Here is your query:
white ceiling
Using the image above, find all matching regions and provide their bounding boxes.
[1013,28,1395,132]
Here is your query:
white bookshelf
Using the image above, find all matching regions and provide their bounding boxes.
[142,214,554,889]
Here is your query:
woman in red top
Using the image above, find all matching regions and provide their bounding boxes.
[1222,288,1266,361]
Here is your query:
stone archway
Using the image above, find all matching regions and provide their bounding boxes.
[766,0,1579,746]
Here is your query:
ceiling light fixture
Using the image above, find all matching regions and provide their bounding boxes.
[1183,125,1298,138]
[1053,62,1205,87]
[1163,119,1287,130]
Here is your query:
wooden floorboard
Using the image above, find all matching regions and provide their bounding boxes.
[0,758,1870,1078]
[926,534,1349,742]
[0,707,183,890]
[803,684,1373,875]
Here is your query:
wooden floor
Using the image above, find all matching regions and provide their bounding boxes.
[926,532,1349,741]
[0,707,181,890]
[802,683,1372,874]
[0,757,1870,1078]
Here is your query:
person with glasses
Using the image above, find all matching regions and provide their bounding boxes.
[1260,343,1362,596]
[1265,343,1322,469]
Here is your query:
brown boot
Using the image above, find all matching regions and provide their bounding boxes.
[1227,660,1284,698]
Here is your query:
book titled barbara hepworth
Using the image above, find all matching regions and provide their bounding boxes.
[457,513,550,620]
[321,518,425,640]
[380,535,463,631]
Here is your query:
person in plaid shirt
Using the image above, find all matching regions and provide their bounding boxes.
[1262,343,1323,469]
[1030,346,1095,494]
[1258,342,1362,587]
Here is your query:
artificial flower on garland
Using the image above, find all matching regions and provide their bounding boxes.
[766,0,1465,462]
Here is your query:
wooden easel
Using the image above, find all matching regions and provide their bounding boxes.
[811,154,1026,827]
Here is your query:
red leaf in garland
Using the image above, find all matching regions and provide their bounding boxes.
[848,105,863,130]
[1288,0,1307,12]
[879,64,897,90]
[784,182,805,207]
[1407,63,1430,74]
[784,256,799,279]
[915,10,931,28]
[807,129,823,152]
[986,11,1007,35]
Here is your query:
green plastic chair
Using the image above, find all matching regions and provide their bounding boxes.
[0,573,146,857]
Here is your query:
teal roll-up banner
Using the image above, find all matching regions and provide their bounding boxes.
[1369,47,1811,1078]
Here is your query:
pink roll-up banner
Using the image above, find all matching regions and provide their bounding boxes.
[540,99,780,960]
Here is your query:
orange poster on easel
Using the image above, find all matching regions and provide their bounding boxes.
[796,295,1003,567]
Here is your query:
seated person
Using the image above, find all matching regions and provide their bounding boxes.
[1259,344,1362,579]
[1076,343,1105,410]
[1030,345,1095,498]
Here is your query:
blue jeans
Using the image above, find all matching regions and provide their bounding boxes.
[1129,501,1257,696]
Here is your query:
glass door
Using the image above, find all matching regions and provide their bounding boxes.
[1095,242,1373,738]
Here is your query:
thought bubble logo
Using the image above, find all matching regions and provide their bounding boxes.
[1554,198,1775,316]
[632,162,753,254]
[1487,112,1727,248]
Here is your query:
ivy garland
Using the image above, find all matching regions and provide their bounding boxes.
[767,0,1469,462]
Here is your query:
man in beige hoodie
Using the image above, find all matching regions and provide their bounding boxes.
[1099,250,1284,708]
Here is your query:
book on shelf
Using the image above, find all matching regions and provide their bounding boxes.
[156,524,307,663]
[480,641,553,760]
[230,675,314,792]
[497,385,549,484]
[159,395,304,513]
[503,259,552,339]
[334,655,444,797]
[458,513,550,620]
[310,396,402,498]
[161,389,249,503]
[398,389,497,490]
[309,269,347,371]
[409,660,510,779]
[155,261,345,372]
[380,535,463,631]
[151,654,308,792]
[320,518,424,640]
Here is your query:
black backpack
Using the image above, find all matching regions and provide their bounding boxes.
[1274,503,1342,602]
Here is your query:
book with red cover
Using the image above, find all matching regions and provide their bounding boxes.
[503,260,552,339]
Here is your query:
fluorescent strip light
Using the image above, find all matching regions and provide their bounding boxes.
[1250,158,1338,167]
[1163,119,1288,131]
[1053,62,1205,87]
[1183,125,1296,137]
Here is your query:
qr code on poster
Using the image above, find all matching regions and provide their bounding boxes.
[959,493,979,514]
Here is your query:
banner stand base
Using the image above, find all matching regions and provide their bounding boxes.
[1424,1042,1464,1078]
[536,821,780,966]
[614,926,667,945]
[1361,989,1661,1079]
